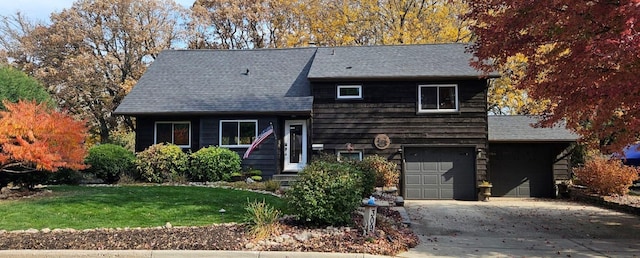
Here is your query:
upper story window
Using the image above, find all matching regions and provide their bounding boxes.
[220,120,257,147]
[418,84,458,112]
[337,85,362,99]
[155,122,191,148]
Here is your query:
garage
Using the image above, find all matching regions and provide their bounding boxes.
[489,144,555,197]
[403,147,477,200]
[488,116,578,198]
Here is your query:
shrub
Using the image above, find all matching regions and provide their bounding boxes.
[189,146,241,182]
[285,161,363,226]
[574,156,639,196]
[360,155,399,187]
[248,169,262,176]
[84,144,136,184]
[244,199,281,240]
[264,180,280,192]
[250,175,263,182]
[351,160,376,198]
[135,143,188,183]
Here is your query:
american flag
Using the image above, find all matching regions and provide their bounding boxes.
[243,124,274,159]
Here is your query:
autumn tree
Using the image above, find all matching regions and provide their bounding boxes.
[488,54,549,115]
[467,0,640,153]
[0,101,87,174]
[188,0,472,49]
[2,0,185,143]
[0,66,52,109]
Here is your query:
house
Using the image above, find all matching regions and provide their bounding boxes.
[114,44,577,200]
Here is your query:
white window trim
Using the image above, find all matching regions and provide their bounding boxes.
[219,120,258,148]
[337,85,363,99]
[418,84,459,113]
[337,150,363,161]
[154,121,191,148]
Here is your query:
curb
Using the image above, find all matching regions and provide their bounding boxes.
[0,250,393,258]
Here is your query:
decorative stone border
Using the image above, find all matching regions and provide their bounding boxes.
[569,187,640,216]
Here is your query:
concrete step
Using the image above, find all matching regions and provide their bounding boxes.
[272,174,299,187]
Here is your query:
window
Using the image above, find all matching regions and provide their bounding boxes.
[337,85,362,99]
[220,120,257,147]
[155,122,191,148]
[337,151,363,161]
[418,84,458,112]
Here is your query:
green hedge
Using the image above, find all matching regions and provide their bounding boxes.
[135,143,188,183]
[189,146,241,182]
[285,161,363,226]
[85,144,135,184]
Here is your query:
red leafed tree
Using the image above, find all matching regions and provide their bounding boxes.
[0,101,87,173]
[466,0,640,153]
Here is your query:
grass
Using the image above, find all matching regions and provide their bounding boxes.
[0,185,287,231]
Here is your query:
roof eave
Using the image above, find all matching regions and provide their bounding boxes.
[489,139,578,143]
[307,75,499,82]
[113,110,312,116]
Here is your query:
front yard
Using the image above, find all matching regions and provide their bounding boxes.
[0,185,286,230]
[0,185,418,255]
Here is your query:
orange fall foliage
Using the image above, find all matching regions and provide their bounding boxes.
[0,100,87,172]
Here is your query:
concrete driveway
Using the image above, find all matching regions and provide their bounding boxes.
[397,199,640,258]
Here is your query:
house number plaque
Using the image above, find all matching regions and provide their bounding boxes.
[374,134,390,150]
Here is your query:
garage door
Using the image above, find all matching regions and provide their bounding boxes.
[404,147,476,200]
[489,144,554,197]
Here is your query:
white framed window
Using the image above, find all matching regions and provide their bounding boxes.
[155,121,191,148]
[337,85,362,99]
[418,84,458,112]
[337,151,363,161]
[219,120,258,147]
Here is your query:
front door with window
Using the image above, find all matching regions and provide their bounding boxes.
[284,120,307,172]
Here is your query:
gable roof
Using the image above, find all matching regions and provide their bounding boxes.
[488,116,578,142]
[114,48,316,115]
[308,44,496,81]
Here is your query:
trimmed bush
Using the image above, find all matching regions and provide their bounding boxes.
[189,146,241,182]
[285,161,363,226]
[135,143,188,183]
[574,156,639,196]
[360,155,399,187]
[85,144,135,184]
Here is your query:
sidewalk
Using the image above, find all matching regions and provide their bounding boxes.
[0,250,393,258]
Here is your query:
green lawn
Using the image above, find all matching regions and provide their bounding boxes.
[0,185,286,231]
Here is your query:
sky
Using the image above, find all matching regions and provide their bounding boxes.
[0,0,194,23]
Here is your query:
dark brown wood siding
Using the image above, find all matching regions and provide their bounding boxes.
[311,80,489,181]
[135,115,200,153]
[200,116,281,178]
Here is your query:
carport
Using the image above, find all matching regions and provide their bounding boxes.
[488,116,578,198]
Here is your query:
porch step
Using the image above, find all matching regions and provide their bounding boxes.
[272,174,299,187]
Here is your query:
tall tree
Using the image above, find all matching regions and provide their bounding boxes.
[466,0,640,153]
[0,101,87,173]
[0,66,52,109]
[188,0,472,49]
[487,54,549,115]
[3,0,185,143]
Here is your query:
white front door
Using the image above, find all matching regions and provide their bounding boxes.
[284,120,307,172]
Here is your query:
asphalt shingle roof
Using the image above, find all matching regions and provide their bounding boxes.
[115,44,496,115]
[308,44,494,80]
[488,116,578,142]
[114,48,316,115]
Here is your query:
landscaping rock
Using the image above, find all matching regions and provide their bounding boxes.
[0,208,418,256]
